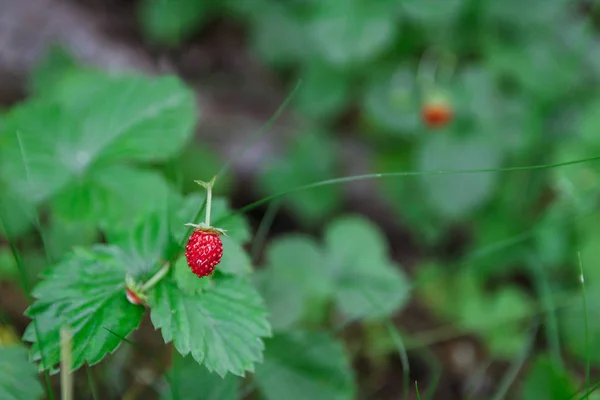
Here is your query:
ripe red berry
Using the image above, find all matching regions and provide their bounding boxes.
[421,102,453,128]
[185,229,224,278]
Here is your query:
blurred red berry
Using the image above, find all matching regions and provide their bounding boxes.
[421,102,453,129]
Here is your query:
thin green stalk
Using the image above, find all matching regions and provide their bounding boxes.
[529,256,562,369]
[60,326,74,400]
[85,366,99,400]
[216,154,600,226]
[205,180,213,226]
[578,252,590,399]
[490,323,538,400]
[251,200,282,263]
[415,382,421,400]
[216,80,302,180]
[384,320,410,400]
[141,263,170,291]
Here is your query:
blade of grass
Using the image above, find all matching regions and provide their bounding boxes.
[216,154,600,225]
[251,200,282,263]
[528,256,562,369]
[216,80,302,180]
[415,381,421,400]
[574,380,600,400]
[384,320,410,400]
[578,251,590,400]
[85,366,99,400]
[490,321,538,400]
[1,234,55,400]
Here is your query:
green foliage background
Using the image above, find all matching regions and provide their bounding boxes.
[1,0,600,399]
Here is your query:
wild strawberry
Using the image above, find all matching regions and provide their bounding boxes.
[183,176,227,278]
[185,227,224,278]
[421,92,453,129]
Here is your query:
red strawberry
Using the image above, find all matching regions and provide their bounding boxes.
[421,92,453,129]
[185,228,224,278]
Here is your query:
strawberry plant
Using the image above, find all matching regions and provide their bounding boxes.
[3,0,600,399]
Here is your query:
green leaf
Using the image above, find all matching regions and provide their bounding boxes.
[259,131,341,226]
[0,101,78,203]
[0,72,197,203]
[163,143,230,195]
[401,0,465,25]
[0,345,44,400]
[173,256,212,295]
[323,216,410,321]
[218,236,252,275]
[255,331,356,400]
[0,187,35,239]
[52,165,171,233]
[254,235,329,330]
[416,134,502,219]
[149,275,271,377]
[161,353,240,400]
[309,0,398,66]
[139,0,209,45]
[249,5,312,67]
[105,210,170,273]
[521,355,576,400]
[0,248,18,280]
[22,246,145,372]
[560,282,600,365]
[43,214,99,262]
[29,45,77,95]
[363,66,420,136]
[294,62,350,121]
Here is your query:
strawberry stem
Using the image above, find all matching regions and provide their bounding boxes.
[194,176,217,226]
[141,263,170,292]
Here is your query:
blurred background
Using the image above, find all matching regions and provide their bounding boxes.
[2,0,600,399]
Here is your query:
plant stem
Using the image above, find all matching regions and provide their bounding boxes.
[60,326,73,400]
[205,179,213,226]
[141,263,170,292]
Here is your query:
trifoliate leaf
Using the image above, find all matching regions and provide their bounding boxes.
[52,165,171,233]
[0,345,44,400]
[161,353,240,400]
[139,0,209,46]
[417,134,502,219]
[0,71,197,203]
[149,275,271,377]
[521,355,576,400]
[254,235,329,330]
[324,216,410,321]
[259,131,341,227]
[255,331,356,400]
[309,0,398,66]
[22,246,145,372]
